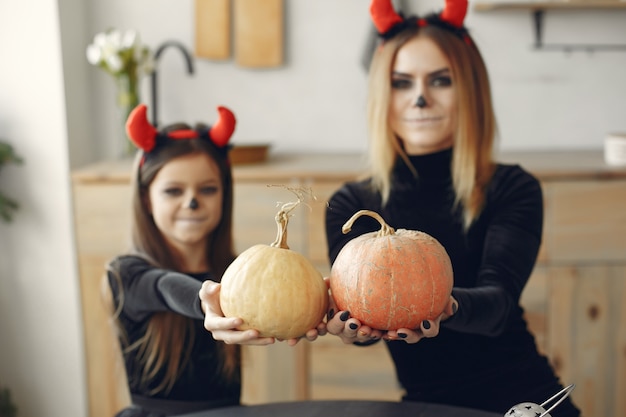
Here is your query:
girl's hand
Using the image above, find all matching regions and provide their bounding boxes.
[199,280,275,346]
[285,321,328,346]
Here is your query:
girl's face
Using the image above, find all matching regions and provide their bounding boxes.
[388,36,457,155]
[148,152,223,254]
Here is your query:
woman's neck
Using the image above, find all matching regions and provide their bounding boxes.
[397,147,453,180]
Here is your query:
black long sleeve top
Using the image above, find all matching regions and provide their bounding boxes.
[325,148,580,416]
[107,255,241,406]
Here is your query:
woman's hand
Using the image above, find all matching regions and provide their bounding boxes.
[325,282,458,345]
[325,309,384,345]
[199,280,275,346]
[324,277,383,344]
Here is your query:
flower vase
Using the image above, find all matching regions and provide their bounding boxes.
[116,73,140,158]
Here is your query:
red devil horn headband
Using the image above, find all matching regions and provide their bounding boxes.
[126,104,236,153]
[370,0,468,36]
[370,0,404,34]
[440,0,468,28]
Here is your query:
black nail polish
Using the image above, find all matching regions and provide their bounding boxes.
[398,332,407,338]
[452,303,458,314]
[327,309,335,320]
[339,311,350,321]
[349,323,358,330]
[422,320,431,330]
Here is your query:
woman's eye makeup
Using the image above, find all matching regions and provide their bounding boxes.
[391,70,452,89]
[430,75,452,87]
[391,78,412,89]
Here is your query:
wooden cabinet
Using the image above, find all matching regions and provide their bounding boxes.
[521,175,626,417]
[72,151,626,417]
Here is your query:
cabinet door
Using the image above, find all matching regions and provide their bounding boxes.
[302,180,344,275]
[72,182,132,417]
[545,264,626,417]
[309,335,402,401]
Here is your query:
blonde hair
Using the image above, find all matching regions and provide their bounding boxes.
[367,26,497,228]
[107,126,240,395]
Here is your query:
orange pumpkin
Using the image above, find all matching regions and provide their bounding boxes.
[220,194,328,339]
[329,210,453,330]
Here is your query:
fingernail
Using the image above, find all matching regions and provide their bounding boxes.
[358,330,367,336]
[397,332,407,338]
[422,320,431,330]
[327,309,335,320]
[349,323,358,330]
[452,303,458,314]
[339,311,350,322]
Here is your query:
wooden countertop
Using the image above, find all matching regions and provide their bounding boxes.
[71,150,626,184]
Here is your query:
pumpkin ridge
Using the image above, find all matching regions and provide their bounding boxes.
[386,237,394,330]
[422,242,436,319]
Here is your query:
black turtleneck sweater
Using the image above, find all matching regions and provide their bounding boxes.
[325,148,580,417]
[107,255,241,414]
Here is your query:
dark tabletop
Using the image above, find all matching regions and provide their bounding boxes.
[174,400,502,417]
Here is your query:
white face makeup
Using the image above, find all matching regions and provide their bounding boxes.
[388,36,458,155]
[148,152,223,255]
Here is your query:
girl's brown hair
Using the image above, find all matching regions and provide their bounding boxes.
[367,26,497,228]
[109,123,239,394]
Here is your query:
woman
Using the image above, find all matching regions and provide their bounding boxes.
[324,1,580,416]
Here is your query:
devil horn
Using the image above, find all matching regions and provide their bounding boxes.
[370,0,404,34]
[126,104,158,152]
[440,0,468,28]
[209,106,236,148]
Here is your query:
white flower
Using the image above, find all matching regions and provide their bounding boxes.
[122,30,138,49]
[105,53,123,73]
[94,32,107,48]
[86,44,102,65]
[86,28,153,79]
[107,29,122,50]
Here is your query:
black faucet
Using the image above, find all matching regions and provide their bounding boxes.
[150,40,195,128]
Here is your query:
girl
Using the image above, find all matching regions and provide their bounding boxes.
[324,1,581,416]
[107,104,272,417]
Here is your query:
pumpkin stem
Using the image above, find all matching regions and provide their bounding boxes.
[269,185,316,249]
[271,201,298,249]
[341,209,395,237]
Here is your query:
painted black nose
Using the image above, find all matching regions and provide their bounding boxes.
[415,95,427,108]
[189,198,199,210]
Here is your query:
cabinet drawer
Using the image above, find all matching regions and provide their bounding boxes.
[541,179,626,263]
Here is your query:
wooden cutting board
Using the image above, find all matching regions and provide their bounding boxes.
[195,0,231,60]
[234,0,284,68]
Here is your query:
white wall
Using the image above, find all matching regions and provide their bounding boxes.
[84,0,626,161]
[0,1,625,416]
[0,1,87,417]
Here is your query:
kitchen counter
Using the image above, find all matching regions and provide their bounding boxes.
[71,149,626,184]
